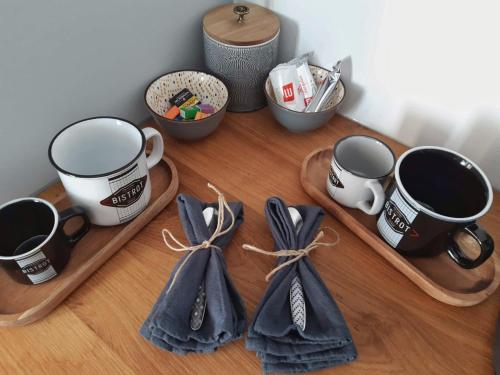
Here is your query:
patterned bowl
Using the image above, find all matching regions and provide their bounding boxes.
[264,65,345,133]
[145,70,229,141]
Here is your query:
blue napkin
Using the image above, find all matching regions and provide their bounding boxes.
[141,193,247,354]
[246,197,357,373]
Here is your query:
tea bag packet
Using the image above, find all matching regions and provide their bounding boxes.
[269,53,317,111]
[269,64,306,111]
[140,184,247,354]
[243,197,357,373]
[289,53,317,106]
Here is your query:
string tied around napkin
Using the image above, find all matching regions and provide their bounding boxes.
[242,228,340,281]
[162,183,235,294]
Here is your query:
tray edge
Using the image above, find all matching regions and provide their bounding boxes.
[0,155,179,327]
[300,147,500,307]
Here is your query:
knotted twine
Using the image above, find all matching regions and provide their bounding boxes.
[242,228,340,281]
[162,183,235,294]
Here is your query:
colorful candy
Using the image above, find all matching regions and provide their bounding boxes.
[180,106,200,120]
[170,88,192,106]
[197,103,215,114]
[165,88,215,121]
[194,112,208,120]
[170,88,199,110]
[164,105,180,120]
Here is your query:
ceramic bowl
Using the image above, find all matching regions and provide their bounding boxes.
[145,70,229,141]
[264,65,345,133]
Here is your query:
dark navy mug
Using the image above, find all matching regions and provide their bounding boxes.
[377,146,494,269]
[0,197,90,284]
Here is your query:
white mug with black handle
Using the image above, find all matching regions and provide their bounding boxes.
[49,117,164,226]
[326,135,395,215]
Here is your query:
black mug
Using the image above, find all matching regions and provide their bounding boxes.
[377,146,494,269]
[0,197,90,284]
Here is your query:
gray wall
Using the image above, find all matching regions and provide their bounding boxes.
[0,0,227,202]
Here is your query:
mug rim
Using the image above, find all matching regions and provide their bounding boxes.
[333,135,396,179]
[48,116,146,178]
[395,145,493,223]
[0,197,59,261]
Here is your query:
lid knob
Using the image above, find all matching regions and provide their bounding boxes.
[233,5,250,23]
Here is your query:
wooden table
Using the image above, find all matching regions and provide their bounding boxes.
[1,110,498,374]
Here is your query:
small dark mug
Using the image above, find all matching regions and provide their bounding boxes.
[0,197,90,284]
[377,146,494,269]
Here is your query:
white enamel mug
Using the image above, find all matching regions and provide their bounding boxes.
[326,135,395,215]
[49,117,164,226]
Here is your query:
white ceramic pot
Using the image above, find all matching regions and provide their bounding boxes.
[49,117,164,226]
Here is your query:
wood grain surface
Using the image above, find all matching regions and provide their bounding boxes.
[1,110,498,375]
[203,3,280,46]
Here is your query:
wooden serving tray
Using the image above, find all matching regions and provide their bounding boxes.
[0,155,179,327]
[301,148,500,307]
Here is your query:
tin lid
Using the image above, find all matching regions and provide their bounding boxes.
[203,3,280,46]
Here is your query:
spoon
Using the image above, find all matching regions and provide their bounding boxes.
[288,207,306,331]
[190,207,218,331]
[288,207,303,234]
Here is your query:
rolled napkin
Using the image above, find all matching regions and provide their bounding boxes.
[243,197,357,373]
[141,184,247,354]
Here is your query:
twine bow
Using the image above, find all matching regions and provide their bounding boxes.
[242,227,340,281]
[162,183,235,294]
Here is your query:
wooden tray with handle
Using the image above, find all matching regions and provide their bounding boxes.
[0,154,179,327]
[301,147,500,307]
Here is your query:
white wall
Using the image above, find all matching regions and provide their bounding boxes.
[0,0,226,202]
[257,0,500,189]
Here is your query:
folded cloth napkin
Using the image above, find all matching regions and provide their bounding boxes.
[244,197,357,373]
[141,184,247,354]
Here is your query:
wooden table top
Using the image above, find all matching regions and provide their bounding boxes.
[1,110,499,374]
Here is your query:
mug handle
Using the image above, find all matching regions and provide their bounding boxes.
[357,180,385,215]
[59,206,91,245]
[142,127,164,169]
[447,223,494,269]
